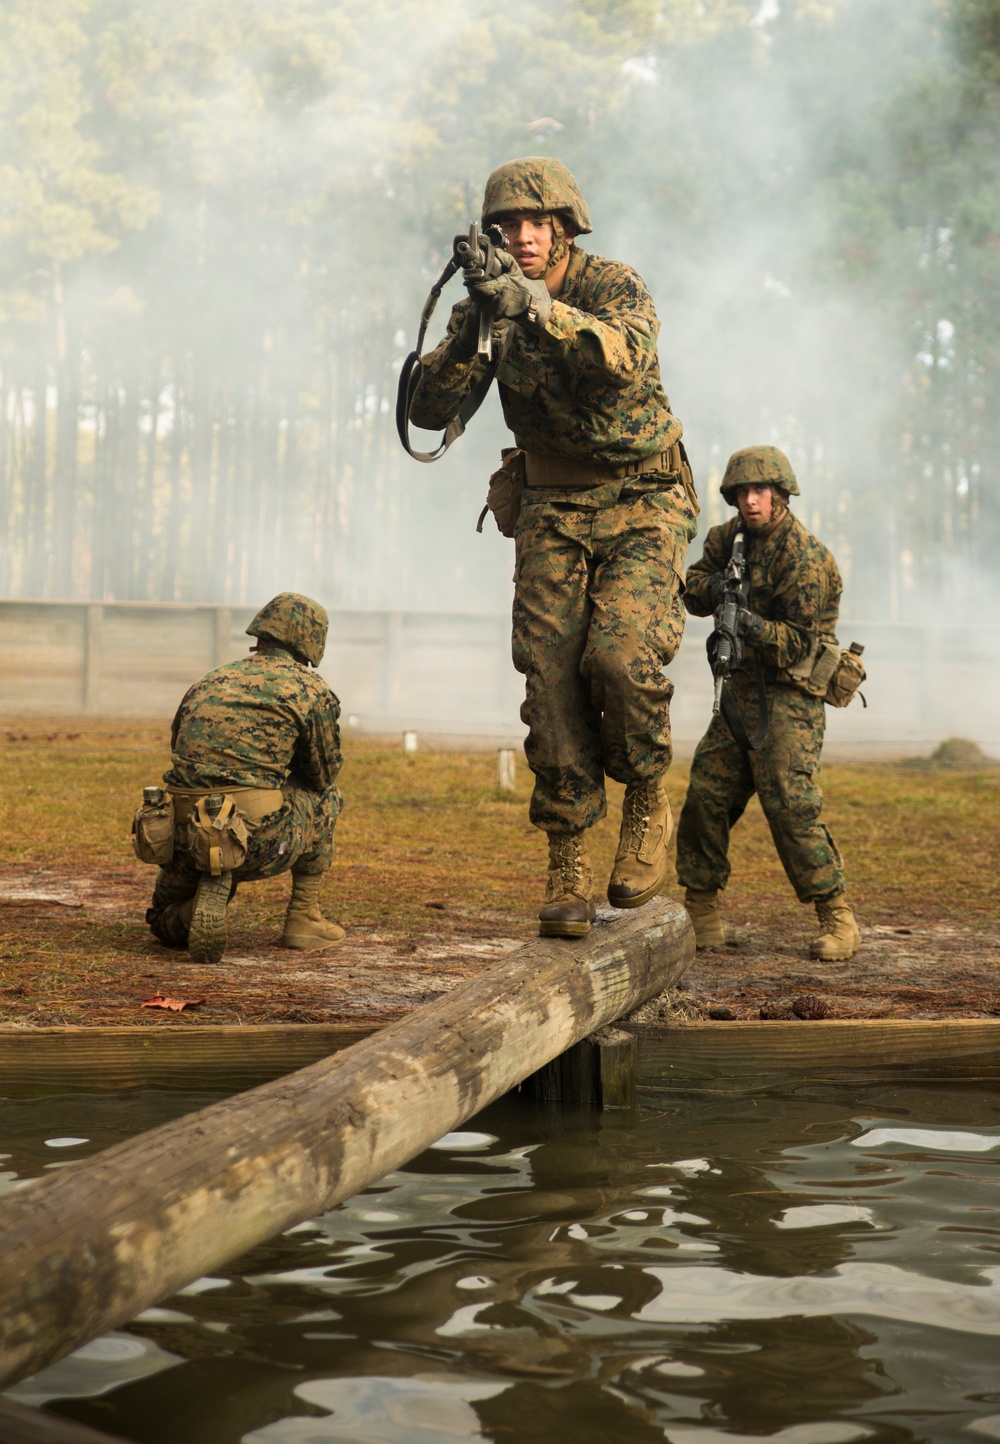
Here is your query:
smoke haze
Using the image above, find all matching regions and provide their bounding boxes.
[1,0,998,745]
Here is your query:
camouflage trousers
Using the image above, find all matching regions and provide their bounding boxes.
[675,680,844,902]
[512,483,697,834]
[146,780,341,947]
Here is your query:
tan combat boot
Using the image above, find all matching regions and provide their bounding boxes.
[281,873,346,951]
[188,871,234,965]
[684,888,725,949]
[607,777,673,909]
[539,833,596,938]
[809,893,860,961]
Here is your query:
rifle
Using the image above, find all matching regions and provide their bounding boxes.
[712,527,749,715]
[395,221,506,462]
[709,526,769,751]
[453,221,506,360]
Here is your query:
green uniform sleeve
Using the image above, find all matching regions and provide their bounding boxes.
[683,523,733,617]
[294,686,343,794]
[408,301,491,431]
[541,263,659,389]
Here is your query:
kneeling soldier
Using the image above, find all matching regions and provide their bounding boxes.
[143,592,345,965]
[675,447,860,962]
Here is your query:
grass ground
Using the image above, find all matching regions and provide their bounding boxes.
[1,718,998,1024]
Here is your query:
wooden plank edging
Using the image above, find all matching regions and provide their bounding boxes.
[634,1018,1000,1081]
[3,1016,1000,1093]
[0,1023,381,1093]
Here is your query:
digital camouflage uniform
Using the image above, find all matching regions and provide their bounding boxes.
[146,597,342,948]
[676,510,845,902]
[411,241,696,835]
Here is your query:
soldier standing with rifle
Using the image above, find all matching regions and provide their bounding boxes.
[408,157,698,938]
[675,446,861,961]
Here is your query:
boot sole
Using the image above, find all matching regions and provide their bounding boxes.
[280,934,346,951]
[188,872,232,965]
[538,919,591,938]
[809,945,858,961]
[607,862,669,910]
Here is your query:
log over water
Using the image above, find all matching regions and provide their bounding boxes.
[0,902,692,1388]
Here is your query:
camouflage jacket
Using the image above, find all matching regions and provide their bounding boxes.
[684,511,841,676]
[409,245,682,467]
[164,648,342,793]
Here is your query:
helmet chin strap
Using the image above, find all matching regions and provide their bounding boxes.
[543,213,571,276]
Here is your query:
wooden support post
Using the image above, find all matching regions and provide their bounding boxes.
[83,603,103,713]
[0,902,692,1389]
[497,747,516,792]
[520,1024,637,1109]
[0,1397,130,1443]
[592,1025,637,1109]
[212,605,233,667]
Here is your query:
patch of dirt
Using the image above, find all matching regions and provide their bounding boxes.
[0,864,522,1026]
[3,864,999,1027]
[631,916,1000,1023]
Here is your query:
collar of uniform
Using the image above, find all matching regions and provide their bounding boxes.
[557,245,587,304]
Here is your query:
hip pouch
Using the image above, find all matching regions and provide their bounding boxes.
[131,792,175,866]
[825,644,867,708]
[780,639,842,698]
[476,448,525,538]
[186,794,250,875]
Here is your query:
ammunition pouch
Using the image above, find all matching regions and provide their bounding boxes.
[779,640,868,708]
[825,648,868,709]
[185,794,250,876]
[779,640,842,698]
[477,448,526,538]
[131,794,176,866]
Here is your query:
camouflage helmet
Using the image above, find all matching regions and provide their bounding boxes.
[246,592,328,667]
[482,157,592,235]
[720,446,800,505]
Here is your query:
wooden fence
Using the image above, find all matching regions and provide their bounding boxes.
[0,599,998,755]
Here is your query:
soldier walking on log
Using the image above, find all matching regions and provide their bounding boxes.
[144,592,345,965]
[676,447,861,961]
[409,157,698,938]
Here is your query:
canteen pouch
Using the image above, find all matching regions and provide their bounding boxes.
[476,448,526,538]
[131,794,176,866]
[825,647,868,708]
[186,794,250,876]
[780,640,842,698]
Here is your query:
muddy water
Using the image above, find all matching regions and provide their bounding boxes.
[4,1080,1000,1443]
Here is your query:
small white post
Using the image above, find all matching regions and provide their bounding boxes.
[402,730,418,754]
[497,747,516,792]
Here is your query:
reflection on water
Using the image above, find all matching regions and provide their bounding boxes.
[3,1081,1000,1442]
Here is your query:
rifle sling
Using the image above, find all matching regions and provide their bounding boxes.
[719,653,770,753]
[396,258,498,464]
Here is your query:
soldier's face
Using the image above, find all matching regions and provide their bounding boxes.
[736,483,774,529]
[496,212,558,277]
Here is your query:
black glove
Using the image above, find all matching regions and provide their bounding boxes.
[465,251,551,331]
[738,608,767,643]
[707,573,727,608]
[452,306,483,360]
[709,626,738,675]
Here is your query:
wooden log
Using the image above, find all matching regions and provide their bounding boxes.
[0,901,692,1388]
[634,1018,1000,1086]
[0,1023,380,1095]
[0,1397,130,1443]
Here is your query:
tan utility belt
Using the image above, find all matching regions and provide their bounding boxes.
[168,786,284,825]
[523,441,686,489]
